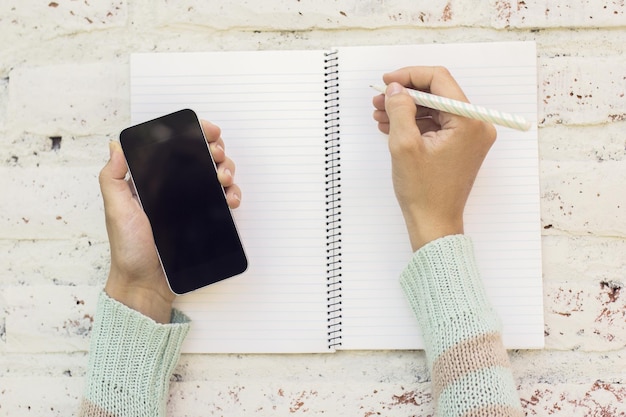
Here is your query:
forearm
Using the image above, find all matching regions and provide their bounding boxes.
[79,291,190,417]
[401,235,523,417]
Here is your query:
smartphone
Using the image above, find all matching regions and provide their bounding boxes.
[120,109,247,295]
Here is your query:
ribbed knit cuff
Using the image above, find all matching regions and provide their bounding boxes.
[400,235,502,364]
[82,291,190,417]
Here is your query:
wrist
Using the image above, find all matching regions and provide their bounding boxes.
[403,213,464,252]
[105,276,175,324]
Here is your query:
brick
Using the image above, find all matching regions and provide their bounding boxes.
[0,0,127,43]
[544,281,625,351]
[539,55,626,126]
[7,62,128,137]
[4,285,98,353]
[510,349,626,383]
[0,166,107,240]
[542,235,626,284]
[168,352,434,414]
[519,382,626,416]
[167,381,434,416]
[175,349,428,382]
[155,0,487,30]
[539,123,626,162]
[0,239,108,287]
[0,377,83,416]
[540,160,626,235]
[541,236,626,350]
[0,351,88,377]
[1,133,112,172]
[492,0,626,28]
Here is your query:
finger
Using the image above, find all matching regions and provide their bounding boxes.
[376,89,440,119]
[384,83,422,141]
[375,108,432,126]
[377,122,390,135]
[217,157,236,187]
[383,66,469,103]
[373,109,389,124]
[210,141,226,164]
[201,120,222,144]
[225,183,242,209]
[372,93,385,111]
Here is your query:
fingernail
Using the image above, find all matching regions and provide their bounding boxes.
[108,141,115,159]
[386,82,404,97]
[227,192,241,206]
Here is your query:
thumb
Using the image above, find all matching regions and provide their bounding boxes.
[384,83,421,139]
[99,141,132,206]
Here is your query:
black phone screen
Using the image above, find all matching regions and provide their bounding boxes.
[120,109,247,294]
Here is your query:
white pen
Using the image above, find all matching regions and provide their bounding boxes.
[371,84,532,132]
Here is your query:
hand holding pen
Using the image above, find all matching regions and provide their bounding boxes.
[372,66,498,250]
[371,83,531,132]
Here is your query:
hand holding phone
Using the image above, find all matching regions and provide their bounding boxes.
[112,109,247,296]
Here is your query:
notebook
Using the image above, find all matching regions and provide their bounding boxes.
[129,41,543,353]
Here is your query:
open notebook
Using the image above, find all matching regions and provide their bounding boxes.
[129,41,543,353]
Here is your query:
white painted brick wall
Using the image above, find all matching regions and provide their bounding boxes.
[1,0,625,415]
[493,0,626,28]
[7,62,128,137]
[540,55,626,126]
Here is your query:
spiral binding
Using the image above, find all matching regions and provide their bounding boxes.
[324,50,342,350]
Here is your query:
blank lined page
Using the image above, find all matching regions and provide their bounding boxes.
[131,50,330,353]
[335,42,543,350]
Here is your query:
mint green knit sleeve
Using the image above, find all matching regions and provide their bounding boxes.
[79,291,190,417]
[400,235,524,417]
